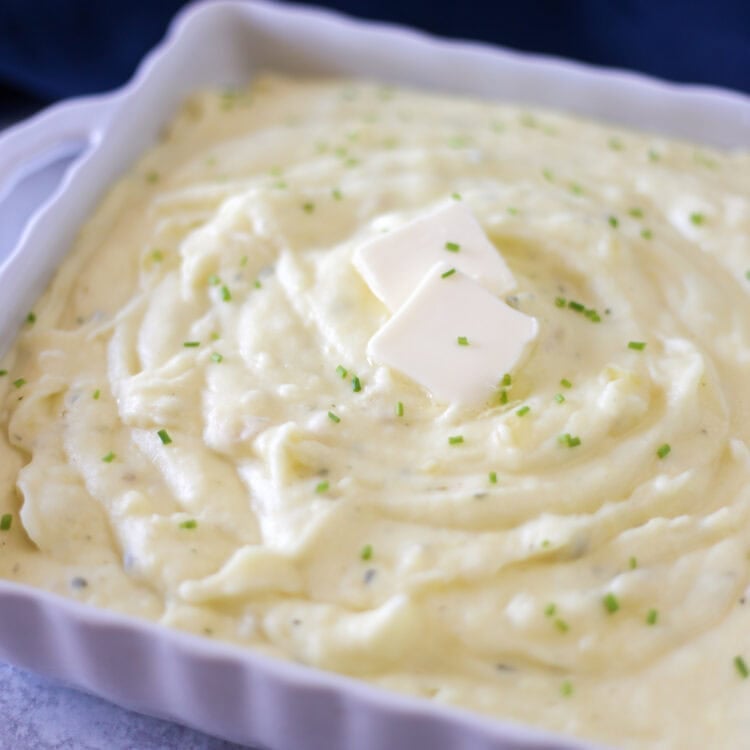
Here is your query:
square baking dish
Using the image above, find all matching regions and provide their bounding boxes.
[0,2,748,747]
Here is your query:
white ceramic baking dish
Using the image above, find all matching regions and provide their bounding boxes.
[0,1,748,747]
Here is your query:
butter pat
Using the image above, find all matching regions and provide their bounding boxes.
[354,203,516,311]
[368,264,537,405]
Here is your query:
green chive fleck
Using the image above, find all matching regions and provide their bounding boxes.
[93,389,101,400]
[489,471,497,484]
[208,274,221,286]
[554,297,566,308]
[554,393,565,404]
[646,608,659,626]
[451,192,462,201]
[183,341,200,348]
[603,593,620,614]
[211,353,223,363]
[690,212,705,226]
[544,603,557,617]
[180,519,197,529]
[332,189,343,201]
[360,544,373,561]
[628,341,647,351]
[558,433,582,448]
[303,202,315,213]
[608,215,619,228]
[448,435,464,445]
[500,373,512,387]
[336,365,348,378]
[157,429,172,445]
[516,405,530,417]
[641,229,653,240]
[221,285,232,302]
[0,513,12,531]
[315,480,329,493]
[560,378,573,389]
[735,656,749,679]
[13,378,26,389]
[351,376,362,392]
[102,452,116,463]
[444,241,461,253]
[151,249,164,262]
[657,443,671,459]
[328,411,341,424]
[560,681,574,697]
[457,336,469,346]
[629,556,638,570]
[396,401,404,417]
[555,619,570,633]
[26,312,36,325]
[441,268,456,278]
[568,300,585,312]
[499,389,509,405]
[628,208,644,218]
[0,370,6,377]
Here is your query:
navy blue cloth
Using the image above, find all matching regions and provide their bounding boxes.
[0,0,748,105]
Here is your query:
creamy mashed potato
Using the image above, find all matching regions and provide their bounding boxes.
[1,74,750,748]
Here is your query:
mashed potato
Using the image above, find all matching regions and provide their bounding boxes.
[1,73,749,748]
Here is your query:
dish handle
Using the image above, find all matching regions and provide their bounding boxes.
[0,94,114,205]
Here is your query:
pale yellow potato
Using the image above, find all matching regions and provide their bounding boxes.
[1,73,750,749]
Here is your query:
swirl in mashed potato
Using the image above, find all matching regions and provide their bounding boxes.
[1,74,750,749]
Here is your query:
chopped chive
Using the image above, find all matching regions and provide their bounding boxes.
[489,471,497,484]
[13,378,26,389]
[180,519,197,529]
[500,373,512,387]
[254,279,262,289]
[560,681,574,697]
[332,188,343,200]
[151,249,164,262]
[608,215,619,228]
[157,429,172,445]
[221,285,232,302]
[560,378,572,389]
[302,202,315,213]
[451,192,462,201]
[690,212,705,226]
[507,207,519,216]
[657,443,671,459]
[629,556,638,570]
[448,435,464,445]
[146,170,159,184]
[208,274,221,286]
[745,270,750,281]
[628,341,647,351]
[0,370,6,376]
[444,241,461,253]
[101,451,116,463]
[441,268,456,278]
[603,593,620,614]
[396,401,404,417]
[351,376,362,392]
[554,296,566,308]
[457,336,469,346]
[499,389,509,405]
[210,332,220,341]
[568,300,585,312]
[336,365,348,379]
[555,619,570,633]
[240,255,248,267]
[569,183,584,196]
[646,609,659,626]
[608,138,624,151]
[628,208,644,218]
[544,603,557,617]
[554,393,565,404]
[584,309,601,323]
[327,411,341,424]
[183,341,200,348]
[558,433,581,448]
[210,352,223,363]
[0,513,12,531]
[641,228,653,240]
[735,656,749,679]
[26,312,36,324]
[360,544,373,561]
[93,389,101,400]
[516,405,530,417]
[315,480,329,493]
[542,168,554,182]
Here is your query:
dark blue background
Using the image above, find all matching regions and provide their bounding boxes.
[0,0,748,117]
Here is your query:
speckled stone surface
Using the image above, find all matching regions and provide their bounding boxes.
[0,661,251,749]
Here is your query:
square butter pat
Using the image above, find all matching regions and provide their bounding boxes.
[368,265,537,405]
[354,202,515,311]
